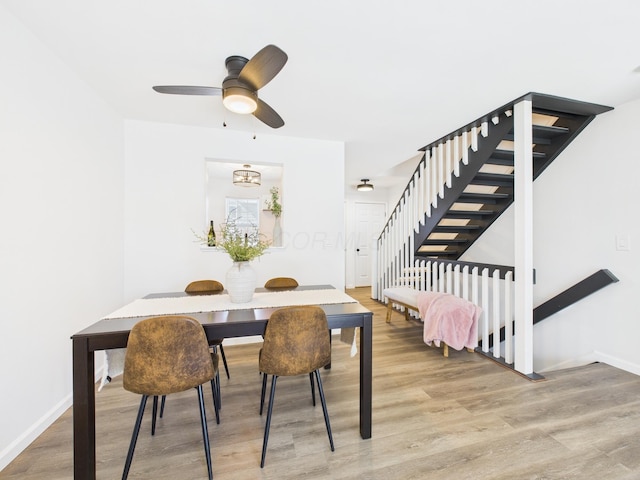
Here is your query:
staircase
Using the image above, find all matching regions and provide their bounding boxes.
[374,93,613,377]
[411,92,612,259]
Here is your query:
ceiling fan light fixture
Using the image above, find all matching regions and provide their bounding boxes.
[357,179,374,192]
[222,86,258,114]
[233,165,261,187]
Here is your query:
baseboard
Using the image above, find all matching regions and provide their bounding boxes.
[537,350,640,376]
[594,350,640,376]
[0,393,72,471]
[537,352,599,373]
[0,368,104,472]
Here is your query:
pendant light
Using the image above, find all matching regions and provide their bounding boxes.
[357,179,374,192]
[233,165,261,187]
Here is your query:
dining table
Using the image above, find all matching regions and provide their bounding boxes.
[71,284,373,480]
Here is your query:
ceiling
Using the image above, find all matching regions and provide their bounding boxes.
[3,0,640,193]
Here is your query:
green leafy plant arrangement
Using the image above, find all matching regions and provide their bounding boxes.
[265,186,282,218]
[218,220,270,262]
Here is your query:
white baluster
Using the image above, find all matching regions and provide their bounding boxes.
[445,138,452,188]
[471,126,479,152]
[454,264,461,297]
[492,270,501,359]
[471,267,484,352]
[504,271,513,364]
[481,121,488,138]
[462,130,469,165]
[423,155,433,217]
[438,143,445,199]
[462,265,470,301]
[481,268,489,353]
[453,134,460,177]
[438,262,445,292]
[419,162,426,225]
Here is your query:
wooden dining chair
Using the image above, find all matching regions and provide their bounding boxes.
[122,315,216,480]
[185,280,230,379]
[264,277,299,289]
[258,305,334,467]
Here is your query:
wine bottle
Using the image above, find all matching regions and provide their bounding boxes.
[207,221,216,247]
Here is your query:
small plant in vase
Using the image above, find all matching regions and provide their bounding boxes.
[265,187,282,218]
[265,187,283,246]
[219,219,270,303]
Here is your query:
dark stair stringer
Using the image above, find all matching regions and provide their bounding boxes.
[406,93,612,260]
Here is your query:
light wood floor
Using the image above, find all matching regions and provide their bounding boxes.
[4,287,640,479]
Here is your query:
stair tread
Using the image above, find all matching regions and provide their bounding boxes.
[434,224,482,231]
[459,192,510,199]
[444,210,496,217]
[423,239,471,244]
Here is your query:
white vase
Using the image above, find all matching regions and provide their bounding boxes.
[225,261,257,303]
[273,217,282,247]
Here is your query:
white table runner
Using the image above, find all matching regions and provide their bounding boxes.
[103,288,357,319]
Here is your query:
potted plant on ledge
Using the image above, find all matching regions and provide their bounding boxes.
[265,186,283,247]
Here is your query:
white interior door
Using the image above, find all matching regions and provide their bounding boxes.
[354,202,386,287]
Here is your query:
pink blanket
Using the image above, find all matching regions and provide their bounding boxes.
[417,292,481,351]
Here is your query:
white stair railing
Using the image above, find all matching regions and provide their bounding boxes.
[386,260,516,366]
[375,116,494,298]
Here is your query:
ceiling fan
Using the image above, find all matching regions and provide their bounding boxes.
[153,44,287,129]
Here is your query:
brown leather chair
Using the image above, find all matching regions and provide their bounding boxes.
[185,280,230,379]
[258,306,334,467]
[122,315,217,480]
[185,279,224,294]
[263,277,299,289]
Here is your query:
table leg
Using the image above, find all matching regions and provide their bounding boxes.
[359,314,372,439]
[73,337,96,480]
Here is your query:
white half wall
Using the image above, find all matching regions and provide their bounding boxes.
[463,98,640,374]
[0,5,124,470]
[123,120,345,303]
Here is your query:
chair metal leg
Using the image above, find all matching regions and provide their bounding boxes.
[122,395,148,480]
[214,370,221,410]
[219,344,230,379]
[259,373,267,415]
[314,369,335,451]
[260,375,278,468]
[196,385,213,480]
[210,374,220,425]
[324,333,332,369]
[159,395,166,418]
[151,395,158,435]
[309,372,316,406]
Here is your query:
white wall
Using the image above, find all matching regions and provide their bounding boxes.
[123,120,345,303]
[0,6,124,469]
[463,98,640,374]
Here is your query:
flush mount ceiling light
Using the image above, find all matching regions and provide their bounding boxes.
[222,86,258,114]
[357,179,374,192]
[233,165,261,187]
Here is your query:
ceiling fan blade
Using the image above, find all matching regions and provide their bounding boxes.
[254,98,284,129]
[238,45,288,91]
[152,85,222,96]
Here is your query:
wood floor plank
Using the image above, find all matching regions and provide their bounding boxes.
[3,287,640,479]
